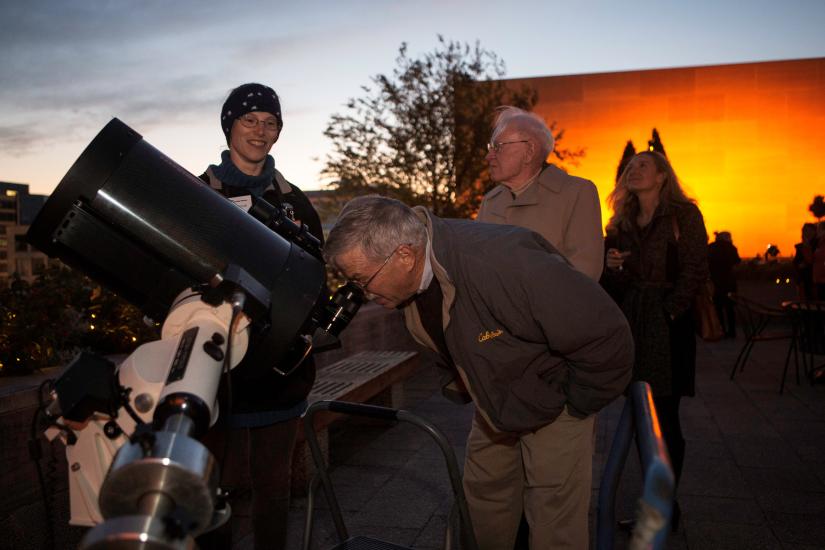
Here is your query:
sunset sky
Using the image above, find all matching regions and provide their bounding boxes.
[2,0,824,248]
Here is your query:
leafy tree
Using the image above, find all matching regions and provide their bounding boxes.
[322,37,582,218]
[616,140,636,183]
[648,128,667,157]
[809,195,825,220]
[0,266,158,376]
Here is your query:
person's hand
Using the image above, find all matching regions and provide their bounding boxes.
[606,248,630,271]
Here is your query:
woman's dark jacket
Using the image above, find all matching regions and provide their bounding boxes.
[601,201,708,397]
[199,167,324,416]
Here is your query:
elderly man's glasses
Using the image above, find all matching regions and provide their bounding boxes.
[349,246,400,292]
[238,113,280,133]
[486,140,529,154]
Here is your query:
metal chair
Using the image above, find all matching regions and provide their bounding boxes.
[301,400,478,550]
[782,301,825,392]
[728,293,793,382]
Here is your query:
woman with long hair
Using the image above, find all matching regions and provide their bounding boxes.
[601,151,708,530]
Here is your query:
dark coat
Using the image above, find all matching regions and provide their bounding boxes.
[199,168,323,415]
[708,239,740,294]
[601,201,708,397]
[402,208,634,433]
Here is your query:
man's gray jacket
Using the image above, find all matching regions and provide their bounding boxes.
[402,207,633,433]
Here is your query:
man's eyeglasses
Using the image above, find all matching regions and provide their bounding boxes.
[348,246,400,292]
[486,140,529,154]
[238,113,280,133]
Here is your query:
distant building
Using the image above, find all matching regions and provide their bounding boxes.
[0,181,52,284]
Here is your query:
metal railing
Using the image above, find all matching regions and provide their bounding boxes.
[597,381,675,550]
[301,400,478,550]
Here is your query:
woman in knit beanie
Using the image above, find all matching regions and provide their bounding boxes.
[197,83,323,550]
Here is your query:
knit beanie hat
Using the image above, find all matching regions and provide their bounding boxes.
[221,83,283,144]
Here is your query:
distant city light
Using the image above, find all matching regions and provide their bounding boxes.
[89,324,95,330]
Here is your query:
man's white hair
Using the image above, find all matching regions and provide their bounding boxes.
[324,195,427,268]
[493,106,555,160]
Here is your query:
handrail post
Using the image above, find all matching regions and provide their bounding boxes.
[596,399,634,550]
[597,382,675,550]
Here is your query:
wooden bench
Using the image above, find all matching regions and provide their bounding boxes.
[291,350,419,492]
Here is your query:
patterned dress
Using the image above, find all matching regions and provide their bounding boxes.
[602,201,708,397]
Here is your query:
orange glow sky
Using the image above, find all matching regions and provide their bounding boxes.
[510,58,825,258]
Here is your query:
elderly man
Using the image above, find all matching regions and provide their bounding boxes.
[478,107,604,281]
[325,195,633,550]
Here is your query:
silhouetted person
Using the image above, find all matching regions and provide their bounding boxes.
[794,222,817,300]
[708,231,740,338]
[813,222,825,299]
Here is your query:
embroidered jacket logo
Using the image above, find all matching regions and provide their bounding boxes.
[478,329,503,343]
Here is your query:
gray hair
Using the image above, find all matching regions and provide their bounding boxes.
[493,106,555,160]
[324,195,428,267]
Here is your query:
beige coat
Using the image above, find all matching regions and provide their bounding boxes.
[478,164,604,281]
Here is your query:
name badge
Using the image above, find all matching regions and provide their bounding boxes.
[229,195,253,212]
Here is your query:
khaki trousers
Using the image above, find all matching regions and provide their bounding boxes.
[463,407,594,550]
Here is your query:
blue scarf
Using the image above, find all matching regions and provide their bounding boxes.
[209,150,275,197]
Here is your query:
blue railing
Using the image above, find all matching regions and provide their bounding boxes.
[597,381,675,550]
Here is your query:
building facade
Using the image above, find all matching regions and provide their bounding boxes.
[0,181,51,284]
[506,57,825,258]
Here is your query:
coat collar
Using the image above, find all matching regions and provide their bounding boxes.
[407,207,456,331]
[486,164,568,207]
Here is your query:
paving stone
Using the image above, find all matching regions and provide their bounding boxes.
[679,494,765,524]
[413,513,450,548]
[353,491,439,529]
[327,522,421,547]
[681,414,725,442]
[683,520,782,549]
[329,464,396,488]
[345,447,415,469]
[680,457,753,498]
[754,490,825,515]
[726,435,806,469]
[766,510,825,546]
[685,438,732,460]
[808,461,825,487]
[740,466,825,493]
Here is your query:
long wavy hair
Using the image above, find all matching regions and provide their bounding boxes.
[606,151,695,234]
